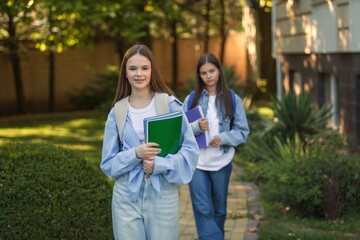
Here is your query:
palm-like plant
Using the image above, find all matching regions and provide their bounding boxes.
[270,91,332,144]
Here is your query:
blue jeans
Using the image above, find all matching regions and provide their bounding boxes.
[112,174,179,240]
[189,163,233,240]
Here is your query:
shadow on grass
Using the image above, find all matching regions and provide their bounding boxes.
[0,110,108,165]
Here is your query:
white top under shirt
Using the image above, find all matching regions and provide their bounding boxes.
[197,95,235,171]
[128,97,157,143]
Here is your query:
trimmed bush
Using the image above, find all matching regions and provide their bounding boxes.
[0,142,113,239]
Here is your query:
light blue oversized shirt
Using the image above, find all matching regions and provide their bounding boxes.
[100,95,199,202]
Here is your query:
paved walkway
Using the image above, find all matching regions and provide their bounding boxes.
[178,166,261,240]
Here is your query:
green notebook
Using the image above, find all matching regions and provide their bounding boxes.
[144,110,183,157]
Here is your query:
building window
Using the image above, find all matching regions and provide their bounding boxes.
[289,70,302,95]
[318,73,339,129]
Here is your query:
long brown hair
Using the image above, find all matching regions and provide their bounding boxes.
[190,53,233,120]
[112,44,174,105]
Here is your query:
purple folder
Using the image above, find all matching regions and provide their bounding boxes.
[185,106,209,149]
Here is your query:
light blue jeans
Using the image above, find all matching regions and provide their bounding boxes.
[189,163,233,240]
[112,174,179,240]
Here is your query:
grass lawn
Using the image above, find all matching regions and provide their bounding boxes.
[0,110,108,166]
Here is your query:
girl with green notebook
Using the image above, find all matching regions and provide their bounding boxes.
[100,45,199,240]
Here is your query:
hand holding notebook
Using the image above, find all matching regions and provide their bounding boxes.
[185,106,209,148]
[143,110,183,157]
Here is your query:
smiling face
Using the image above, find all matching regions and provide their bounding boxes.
[199,62,220,92]
[125,53,152,91]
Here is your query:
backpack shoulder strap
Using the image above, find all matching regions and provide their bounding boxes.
[187,91,195,110]
[154,92,170,114]
[113,93,170,143]
[230,89,236,114]
[114,97,129,143]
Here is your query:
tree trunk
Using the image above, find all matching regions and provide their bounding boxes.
[7,11,25,114]
[48,50,55,111]
[204,0,211,53]
[137,1,152,47]
[259,8,276,96]
[115,40,126,67]
[219,0,226,64]
[171,20,178,92]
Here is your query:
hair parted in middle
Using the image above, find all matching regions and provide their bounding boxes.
[113,44,174,105]
[191,52,234,120]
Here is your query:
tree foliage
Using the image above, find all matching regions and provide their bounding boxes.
[0,0,246,114]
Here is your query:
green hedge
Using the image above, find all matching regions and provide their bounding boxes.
[0,142,113,239]
[257,132,360,220]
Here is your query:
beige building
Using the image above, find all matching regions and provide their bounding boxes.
[272,0,360,143]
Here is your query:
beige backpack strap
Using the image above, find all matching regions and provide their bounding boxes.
[113,93,169,143]
[113,96,129,142]
[154,92,170,114]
